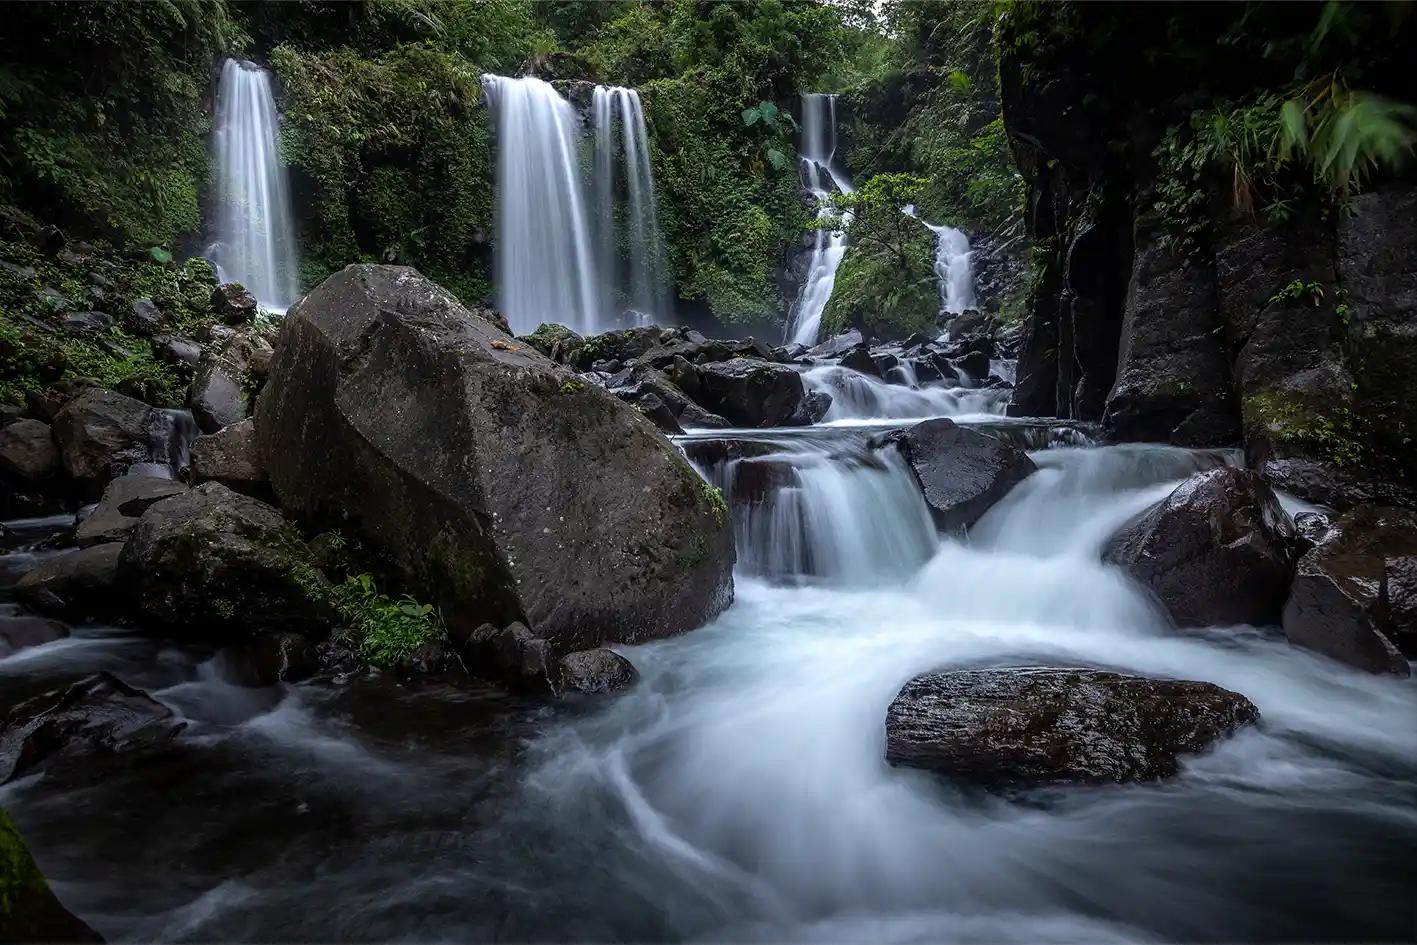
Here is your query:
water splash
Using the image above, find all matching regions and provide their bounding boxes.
[593,86,672,327]
[786,94,853,347]
[801,364,1009,422]
[210,59,299,312]
[483,74,601,336]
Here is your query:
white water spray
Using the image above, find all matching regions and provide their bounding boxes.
[210,59,299,312]
[593,86,671,326]
[787,94,853,347]
[483,74,602,336]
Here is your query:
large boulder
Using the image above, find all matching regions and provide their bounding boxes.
[875,418,1036,532]
[0,419,59,482]
[885,668,1259,787]
[0,807,101,942]
[189,326,273,434]
[1106,467,1297,627]
[188,418,267,495]
[0,672,185,783]
[1282,505,1416,676]
[694,358,806,427]
[116,482,328,640]
[14,544,124,620]
[72,473,187,547]
[50,388,165,485]
[254,265,734,656]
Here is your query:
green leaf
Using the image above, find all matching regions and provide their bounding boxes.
[741,106,760,126]
[766,147,787,170]
[148,246,173,264]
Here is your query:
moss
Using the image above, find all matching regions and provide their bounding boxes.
[1243,388,1368,469]
[1,806,92,942]
[820,222,941,341]
[702,482,728,527]
[558,377,587,395]
[524,322,582,357]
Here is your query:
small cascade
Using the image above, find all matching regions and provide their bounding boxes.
[210,59,299,312]
[786,93,853,347]
[682,428,937,584]
[482,74,601,336]
[801,364,1010,422]
[925,222,975,314]
[592,86,671,326]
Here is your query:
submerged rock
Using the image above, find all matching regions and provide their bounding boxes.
[1283,504,1416,675]
[885,668,1259,787]
[255,265,734,660]
[558,648,639,694]
[1106,467,1297,628]
[0,671,185,783]
[0,807,102,942]
[14,544,124,620]
[117,482,328,640]
[875,418,1035,532]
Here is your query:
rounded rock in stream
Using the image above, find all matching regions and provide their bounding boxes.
[255,265,734,664]
[885,668,1259,788]
[557,647,639,694]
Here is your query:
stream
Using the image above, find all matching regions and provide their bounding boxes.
[2,413,1415,942]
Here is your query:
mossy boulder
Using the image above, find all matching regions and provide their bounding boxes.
[1,807,100,942]
[255,265,735,659]
[820,215,941,342]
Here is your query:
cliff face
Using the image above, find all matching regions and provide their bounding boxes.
[998,2,1417,509]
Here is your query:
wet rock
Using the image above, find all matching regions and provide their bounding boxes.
[520,323,583,359]
[465,621,554,689]
[1282,505,1417,675]
[695,357,806,427]
[0,419,58,482]
[51,388,164,485]
[877,418,1036,532]
[189,418,267,494]
[631,392,683,434]
[212,282,258,324]
[14,544,123,620]
[839,346,880,377]
[1258,456,1417,514]
[1106,467,1297,628]
[227,632,321,686]
[0,671,185,783]
[255,265,734,654]
[724,457,799,504]
[73,473,187,547]
[1292,510,1333,553]
[125,297,162,336]
[0,614,69,658]
[810,329,865,358]
[884,668,1259,787]
[59,310,112,334]
[117,482,328,640]
[189,326,273,434]
[558,648,639,694]
[0,807,102,942]
[153,334,202,368]
[794,389,833,425]
[952,349,990,380]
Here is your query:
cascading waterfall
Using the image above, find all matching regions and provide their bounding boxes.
[786,93,853,347]
[925,221,975,314]
[482,74,602,336]
[210,59,299,312]
[801,364,1009,422]
[593,86,671,326]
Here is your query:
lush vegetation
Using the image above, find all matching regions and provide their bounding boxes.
[329,572,444,670]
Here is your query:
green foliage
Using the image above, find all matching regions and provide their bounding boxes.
[1268,279,1326,307]
[329,572,442,669]
[1243,389,1368,469]
[702,482,728,527]
[0,1,241,246]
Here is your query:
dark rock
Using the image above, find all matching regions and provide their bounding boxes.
[1104,216,1239,445]
[0,614,69,658]
[0,260,37,282]
[465,621,554,689]
[73,473,188,547]
[1106,467,1296,627]
[153,335,202,368]
[0,807,103,942]
[558,648,639,694]
[0,419,58,482]
[877,418,1036,531]
[1259,456,1417,514]
[838,346,880,377]
[795,389,833,425]
[255,265,734,654]
[212,282,258,324]
[51,388,164,485]
[695,357,806,427]
[952,349,990,380]
[632,392,683,434]
[126,297,162,335]
[1282,504,1417,675]
[810,329,865,358]
[679,400,731,429]
[1,404,26,427]
[520,323,583,359]
[885,668,1259,787]
[189,325,273,434]
[0,671,185,783]
[59,310,112,334]
[724,457,800,504]
[117,482,328,640]
[189,418,267,494]
[14,544,123,620]
[229,632,321,686]
[1292,510,1333,553]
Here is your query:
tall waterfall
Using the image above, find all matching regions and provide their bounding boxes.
[483,74,601,336]
[592,86,671,326]
[924,221,975,314]
[211,59,299,312]
[786,93,853,347]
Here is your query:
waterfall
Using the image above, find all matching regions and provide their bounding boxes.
[924,222,975,314]
[482,74,602,336]
[592,86,671,326]
[210,59,299,313]
[786,93,853,347]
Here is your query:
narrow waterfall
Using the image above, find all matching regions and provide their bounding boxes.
[924,221,975,314]
[482,74,602,336]
[786,93,853,347]
[592,86,671,326]
[210,59,299,312]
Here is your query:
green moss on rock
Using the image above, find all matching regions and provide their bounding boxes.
[1,807,98,942]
